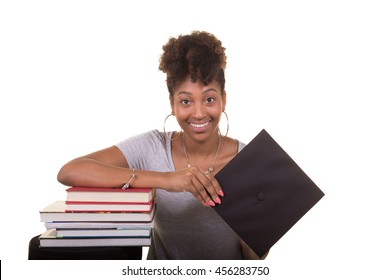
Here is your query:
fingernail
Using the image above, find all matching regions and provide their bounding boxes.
[214,197,221,204]
[208,200,215,207]
[219,190,224,197]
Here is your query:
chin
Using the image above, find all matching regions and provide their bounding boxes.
[186,126,219,142]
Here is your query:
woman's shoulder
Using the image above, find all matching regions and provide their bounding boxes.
[119,129,165,142]
[224,136,245,153]
[237,140,246,152]
[116,129,169,151]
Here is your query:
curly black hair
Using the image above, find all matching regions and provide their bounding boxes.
[159,31,227,96]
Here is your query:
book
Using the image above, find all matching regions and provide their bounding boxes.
[44,221,154,230]
[56,228,151,238]
[66,187,154,203]
[65,200,154,212]
[39,229,151,247]
[40,201,155,222]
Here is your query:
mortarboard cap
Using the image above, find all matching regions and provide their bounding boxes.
[214,129,324,258]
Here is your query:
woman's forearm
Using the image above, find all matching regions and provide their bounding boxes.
[57,158,167,189]
[57,157,131,187]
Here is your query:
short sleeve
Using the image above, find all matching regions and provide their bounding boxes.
[115,130,173,172]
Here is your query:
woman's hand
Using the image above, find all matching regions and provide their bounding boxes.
[164,167,223,207]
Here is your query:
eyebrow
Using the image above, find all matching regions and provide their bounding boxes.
[177,88,218,96]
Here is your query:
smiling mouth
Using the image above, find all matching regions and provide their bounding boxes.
[189,121,210,128]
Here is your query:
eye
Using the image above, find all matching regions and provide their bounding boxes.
[180,99,191,105]
[205,97,215,103]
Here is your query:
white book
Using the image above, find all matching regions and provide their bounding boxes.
[40,201,155,222]
[39,229,151,247]
[56,228,151,237]
[45,221,154,230]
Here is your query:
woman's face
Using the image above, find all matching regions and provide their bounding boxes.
[170,76,226,143]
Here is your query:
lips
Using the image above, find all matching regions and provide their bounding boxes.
[190,121,210,128]
[189,121,211,132]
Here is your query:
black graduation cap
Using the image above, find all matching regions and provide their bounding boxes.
[214,129,324,258]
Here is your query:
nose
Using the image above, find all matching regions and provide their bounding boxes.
[193,102,206,119]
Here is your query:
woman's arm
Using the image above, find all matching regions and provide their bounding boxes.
[57,146,138,188]
[57,146,222,207]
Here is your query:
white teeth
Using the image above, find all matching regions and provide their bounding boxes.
[190,122,209,128]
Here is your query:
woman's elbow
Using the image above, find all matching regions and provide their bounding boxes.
[57,165,70,186]
[57,161,77,186]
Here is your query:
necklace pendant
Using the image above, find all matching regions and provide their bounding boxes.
[182,133,221,173]
[205,166,214,175]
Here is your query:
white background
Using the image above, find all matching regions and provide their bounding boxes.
[1,0,389,279]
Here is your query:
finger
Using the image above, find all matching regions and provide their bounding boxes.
[205,173,224,199]
[188,167,217,202]
[197,171,222,204]
[191,176,216,207]
[190,188,211,207]
[189,181,213,207]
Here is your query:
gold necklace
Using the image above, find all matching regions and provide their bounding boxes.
[182,134,222,175]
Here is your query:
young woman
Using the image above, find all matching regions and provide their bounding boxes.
[57,31,263,259]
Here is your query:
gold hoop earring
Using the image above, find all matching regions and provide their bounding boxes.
[219,111,230,137]
[163,113,182,141]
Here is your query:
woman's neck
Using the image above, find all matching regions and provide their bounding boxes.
[181,131,221,156]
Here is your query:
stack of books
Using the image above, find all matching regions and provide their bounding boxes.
[38,187,155,247]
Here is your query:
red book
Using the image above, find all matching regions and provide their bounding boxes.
[65,200,154,212]
[66,187,155,203]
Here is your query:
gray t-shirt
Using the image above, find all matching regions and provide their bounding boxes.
[116,129,245,259]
